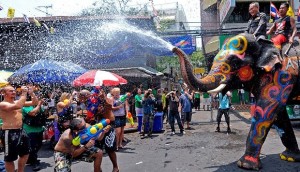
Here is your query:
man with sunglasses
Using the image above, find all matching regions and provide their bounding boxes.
[54,118,107,172]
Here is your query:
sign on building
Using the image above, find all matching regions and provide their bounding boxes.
[219,0,236,24]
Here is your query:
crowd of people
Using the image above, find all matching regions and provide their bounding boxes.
[0,83,234,172]
[0,65,264,172]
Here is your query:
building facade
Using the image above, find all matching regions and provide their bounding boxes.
[200,0,299,62]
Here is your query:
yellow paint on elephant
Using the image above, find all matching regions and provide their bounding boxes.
[225,35,248,55]
[219,63,231,74]
[253,121,272,145]
[203,75,216,83]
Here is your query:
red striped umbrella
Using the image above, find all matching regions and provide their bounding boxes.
[73,70,127,87]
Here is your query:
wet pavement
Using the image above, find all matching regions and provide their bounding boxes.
[1,109,300,172]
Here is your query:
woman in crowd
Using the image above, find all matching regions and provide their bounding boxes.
[111,88,127,150]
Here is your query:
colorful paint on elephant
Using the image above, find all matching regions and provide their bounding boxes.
[249,69,294,158]
[208,36,249,83]
[238,66,253,81]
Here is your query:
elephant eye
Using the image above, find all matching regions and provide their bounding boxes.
[229,55,243,70]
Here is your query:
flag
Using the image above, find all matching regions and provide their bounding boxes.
[287,5,294,17]
[298,5,300,22]
[23,14,30,23]
[33,18,41,27]
[42,23,49,31]
[7,7,15,19]
[49,27,55,34]
[270,2,279,20]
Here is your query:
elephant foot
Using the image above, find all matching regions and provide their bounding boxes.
[237,155,261,171]
[280,149,300,162]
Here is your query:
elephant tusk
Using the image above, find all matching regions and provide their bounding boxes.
[207,84,227,94]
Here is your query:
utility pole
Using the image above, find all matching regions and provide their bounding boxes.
[35,5,52,17]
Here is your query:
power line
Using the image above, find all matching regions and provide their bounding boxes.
[35,5,52,17]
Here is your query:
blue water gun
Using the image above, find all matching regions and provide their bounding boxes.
[72,119,110,146]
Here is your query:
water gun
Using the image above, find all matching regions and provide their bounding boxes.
[119,92,131,103]
[86,88,101,122]
[126,111,134,127]
[72,119,110,146]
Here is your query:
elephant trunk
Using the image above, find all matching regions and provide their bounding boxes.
[173,47,223,92]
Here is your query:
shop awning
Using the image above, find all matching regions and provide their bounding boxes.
[104,66,163,78]
[204,36,219,54]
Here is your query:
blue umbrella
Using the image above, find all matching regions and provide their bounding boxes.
[8,59,87,84]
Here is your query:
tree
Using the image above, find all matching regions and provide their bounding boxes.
[156,49,205,74]
[79,0,147,16]
[158,19,176,32]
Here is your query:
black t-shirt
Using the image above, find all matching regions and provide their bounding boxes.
[168,96,179,111]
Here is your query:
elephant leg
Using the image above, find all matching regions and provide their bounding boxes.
[237,108,275,170]
[273,109,300,162]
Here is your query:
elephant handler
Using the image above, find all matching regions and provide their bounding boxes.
[54,118,107,172]
[0,85,38,172]
[267,2,297,50]
[245,2,267,40]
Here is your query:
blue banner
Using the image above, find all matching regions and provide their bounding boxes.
[163,35,196,55]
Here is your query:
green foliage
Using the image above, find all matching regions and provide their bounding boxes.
[79,0,146,16]
[158,19,176,32]
[156,50,205,73]
[190,50,205,66]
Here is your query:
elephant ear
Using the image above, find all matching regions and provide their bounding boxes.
[256,39,282,72]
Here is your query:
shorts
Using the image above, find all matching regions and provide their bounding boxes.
[0,129,30,162]
[54,147,100,172]
[114,116,126,128]
[271,34,287,49]
[96,127,117,153]
[75,146,101,162]
[181,112,192,122]
[54,151,72,172]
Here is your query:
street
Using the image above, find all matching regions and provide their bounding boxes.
[1,109,300,172]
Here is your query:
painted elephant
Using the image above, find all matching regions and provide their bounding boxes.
[173,33,300,170]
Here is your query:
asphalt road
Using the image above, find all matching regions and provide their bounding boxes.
[1,109,300,172]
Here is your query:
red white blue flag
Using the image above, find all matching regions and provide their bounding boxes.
[270,2,279,20]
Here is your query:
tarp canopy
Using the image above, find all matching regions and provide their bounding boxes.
[9,59,87,84]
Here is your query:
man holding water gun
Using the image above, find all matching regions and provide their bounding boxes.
[79,88,119,172]
[54,118,109,172]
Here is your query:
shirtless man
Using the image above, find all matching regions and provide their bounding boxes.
[79,89,119,172]
[0,85,38,172]
[54,118,105,172]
